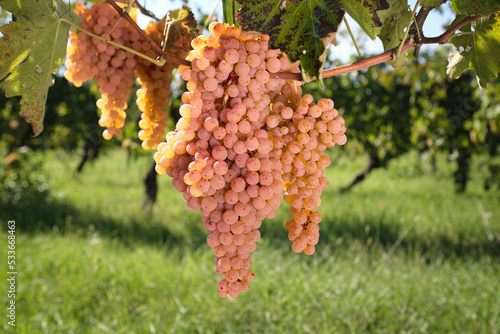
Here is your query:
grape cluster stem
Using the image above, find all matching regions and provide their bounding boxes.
[106,0,190,66]
[60,18,163,66]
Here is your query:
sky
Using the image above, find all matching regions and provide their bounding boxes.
[135,0,457,63]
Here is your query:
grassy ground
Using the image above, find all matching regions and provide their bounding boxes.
[1,148,499,333]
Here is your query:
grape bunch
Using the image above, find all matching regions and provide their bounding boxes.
[64,3,96,87]
[67,2,348,297]
[257,90,347,255]
[153,23,347,298]
[134,21,188,150]
[65,2,138,140]
[277,95,347,255]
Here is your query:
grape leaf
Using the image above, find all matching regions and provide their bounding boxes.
[0,0,80,136]
[300,36,325,83]
[164,6,201,51]
[447,13,500,88]
[233,0,344,80]
[223,0,240,27]
[373,0,412,67]
[339,0,390,39]
[419,0,448,9]
[451,0,500,16]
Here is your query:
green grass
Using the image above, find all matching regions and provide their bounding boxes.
[1,149,499,333]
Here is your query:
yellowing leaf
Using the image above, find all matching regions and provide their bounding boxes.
[163,6,201,52]
[447,13,500,88]
[0,0,80,136]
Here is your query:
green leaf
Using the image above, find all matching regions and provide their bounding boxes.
[300,36,326,84]
[373,0,412,67]
[451,0,500,16]
[224,0,240,26]
[233,0,344,80]
[447,13,500,88]
[0,0,80,136]
[339,0,390,39]
[164,6,201,51]
[419,0,448,9]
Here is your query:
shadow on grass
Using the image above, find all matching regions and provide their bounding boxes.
[328,217,499,261]
[260,212,500,261]
[2,196,498,261]
[1,197,208,250]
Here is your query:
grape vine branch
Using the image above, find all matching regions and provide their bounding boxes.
[103,0,483,82]
[273,14,484,82]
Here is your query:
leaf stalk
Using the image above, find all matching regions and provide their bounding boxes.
[343,17,362,58]
[396,0,420,59]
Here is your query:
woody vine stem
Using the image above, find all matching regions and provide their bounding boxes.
[99,0,482,82]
